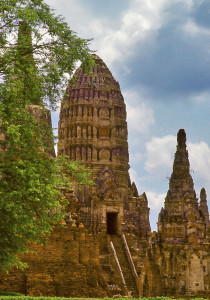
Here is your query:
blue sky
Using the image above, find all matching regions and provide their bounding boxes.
[46,0,210,231]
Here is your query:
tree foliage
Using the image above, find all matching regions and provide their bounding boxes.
[0,107,93,270]
[0,0,94,108]
[0,0,94,272]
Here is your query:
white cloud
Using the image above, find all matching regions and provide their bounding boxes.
[182,19,210,37]
[124,89,155,133]
[191,91,210,103]
[54,143,58,156]
[188,141,210,184]
[99,0,166,65]
[144,135,210,183]
[129,168,138,184]
[145,135,176,175]
[146,191,165,210]
[130,152,145,165]
[126,103,155,133]
[183,19,201,36]
[144,134,210,203]
[45,0,203,73]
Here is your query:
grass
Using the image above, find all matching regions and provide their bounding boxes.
[0,296,208,300]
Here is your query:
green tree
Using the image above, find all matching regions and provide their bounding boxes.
[0,0,94,271]
[0,0,94,108]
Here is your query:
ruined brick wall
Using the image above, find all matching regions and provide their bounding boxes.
[139,241,210,298]
[139,129,210,298]
[124,192,151,239]
[0,224,108,298]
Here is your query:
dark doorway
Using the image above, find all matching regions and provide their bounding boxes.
[107,212,118,235]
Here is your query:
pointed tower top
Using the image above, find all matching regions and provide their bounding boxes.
[131,182,139,197]
[162,129,197,215]
[177,129,186,147]
[66,53,122,104]
[170,129,192,189]
[158,130,208,240]
[199,187,210,225]
[92,53,101,60]
[200,187,207,202]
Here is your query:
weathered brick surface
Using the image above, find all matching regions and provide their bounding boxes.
[58,54,150,238]
[0,225,108,297]
[57,55,151,296]
[1,56,209,299]
[139,129,210,298]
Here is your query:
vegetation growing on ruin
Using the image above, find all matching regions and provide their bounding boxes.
[0,0,94,272]
[0,0,94,108]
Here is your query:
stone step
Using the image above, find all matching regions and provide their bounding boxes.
[111,235,138,297]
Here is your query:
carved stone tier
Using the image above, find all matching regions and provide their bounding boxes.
[58,55,130,233]
[158,129,207,241]
[58,55,129,177]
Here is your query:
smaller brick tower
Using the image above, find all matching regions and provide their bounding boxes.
[139,129,210,298]
[158,129,207,241]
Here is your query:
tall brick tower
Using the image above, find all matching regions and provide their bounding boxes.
[58,55,130,233]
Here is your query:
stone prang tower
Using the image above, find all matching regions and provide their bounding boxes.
[158,129,207,241]
[139,129,210,298]
[58,55,150,238]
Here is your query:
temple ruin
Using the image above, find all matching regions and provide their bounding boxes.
[139,129,210,297]
[58,54,150,239]
[0,55,209,298]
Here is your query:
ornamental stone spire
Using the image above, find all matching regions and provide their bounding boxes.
[199,187,210,225]
[158,129,207,241]
[164,129,197,217]
[168,129,195,199]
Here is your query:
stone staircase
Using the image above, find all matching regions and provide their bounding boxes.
[99,236,115,284]
[111,235,139,297]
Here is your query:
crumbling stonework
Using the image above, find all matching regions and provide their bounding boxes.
[0,225,108,297]
[0,56,209,298]
[139,241,209,298]
[57,55,151,296]
[58,55,151,238]
[0,190,108,298]
[139,129,210,298]
[158,129,208,242]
